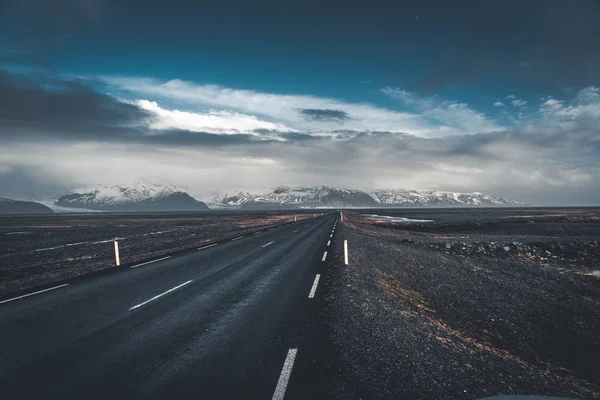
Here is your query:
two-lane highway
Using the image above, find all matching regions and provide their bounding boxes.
[0,213,340,399]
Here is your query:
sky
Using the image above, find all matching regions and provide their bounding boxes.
[1,0,600,205]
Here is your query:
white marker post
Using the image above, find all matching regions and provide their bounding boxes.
[294,216,297,222]
[114,241,121,266]
[344,239,348,265]
[341,211,344,222]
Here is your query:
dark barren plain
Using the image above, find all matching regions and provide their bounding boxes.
[0,210,318,296]
[324,207,600,399]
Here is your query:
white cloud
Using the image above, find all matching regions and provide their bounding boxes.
[135,99,291,137]
[382,87,503,135]
[104,77,502,137]
[539,86,600,122]
[506,95,527,107]
[494,101,505,107]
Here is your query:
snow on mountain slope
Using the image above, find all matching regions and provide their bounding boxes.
[55,184,209,211]
[210,186,522,209]
[369,189,521,207]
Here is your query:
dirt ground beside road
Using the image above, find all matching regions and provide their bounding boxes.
[324,208,600,400]
[0,211,320,296]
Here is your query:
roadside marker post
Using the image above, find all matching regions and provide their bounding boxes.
[341,211,344,222]
[344,240,349,265]
[114,241,121,266]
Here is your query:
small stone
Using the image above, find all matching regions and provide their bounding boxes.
[503,246,511,252]
[445,243,451,249]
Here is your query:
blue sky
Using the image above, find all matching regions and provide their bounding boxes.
[1,0,600,204]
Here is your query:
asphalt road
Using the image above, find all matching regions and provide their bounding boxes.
[0,212,340,399]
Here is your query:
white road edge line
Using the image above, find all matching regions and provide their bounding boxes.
[330,234,333,238]
[308,274,321,298]
[272,348,298,400]
[322,251,327,261]
[130,256,172,269]
[262,240,275,248]
[231,236,244,241]
[327,240,331,246]
[197,243,218,251]
[0,283,69,305]
[129,280,192,310]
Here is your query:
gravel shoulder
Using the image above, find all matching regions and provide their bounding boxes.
[324,209,600,400]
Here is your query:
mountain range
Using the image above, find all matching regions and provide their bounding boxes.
[207,186,522,209]
[1,184,523,213]
[55,184,209,212]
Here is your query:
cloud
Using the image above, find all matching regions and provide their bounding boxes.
[506,95,527,107]
[298,108,352,123]
[0,70,284,145]
[104,76,500,137]
[135,99,292,136]
[1,69,599,205]
[382,87,503,135]
[2,125,599,205]
[540,86,600,123]
[0,69,150,138]
[494,101,505,107]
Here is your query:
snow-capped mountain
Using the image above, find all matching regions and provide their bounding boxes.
[212,186,378,209]
[369,189,521,207]
[209,186,522,209]
[55,184,209,212]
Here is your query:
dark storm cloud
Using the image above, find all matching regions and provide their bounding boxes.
[298,109,353,123]
[0,70,265,147]
[0,70,150,134]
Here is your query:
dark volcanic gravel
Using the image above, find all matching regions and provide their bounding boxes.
[324,209,600,400]
[0,211,319,295]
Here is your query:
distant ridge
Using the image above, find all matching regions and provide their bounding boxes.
[55,184,209,212]
[0,198,54,214]
[207,186,523,209]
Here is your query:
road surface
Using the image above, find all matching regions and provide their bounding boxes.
[0,213,341,399]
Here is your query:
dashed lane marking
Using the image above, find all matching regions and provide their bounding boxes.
[0,284,69,305]
[130,256,172,269]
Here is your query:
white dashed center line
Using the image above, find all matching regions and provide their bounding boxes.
[330,234,333,238]
[0,284,69,305]
[293,229,299,233]
[129,280,192,310]
[231,236,244,241]
[321,251,328,261]
[308,274,321,298]
[262,241,275,248]
[130,256,172,269]
[327,240,331,246]
[272,349,298,400]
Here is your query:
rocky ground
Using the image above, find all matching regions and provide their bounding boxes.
[324,208,600,400]
[0,211,319,295]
